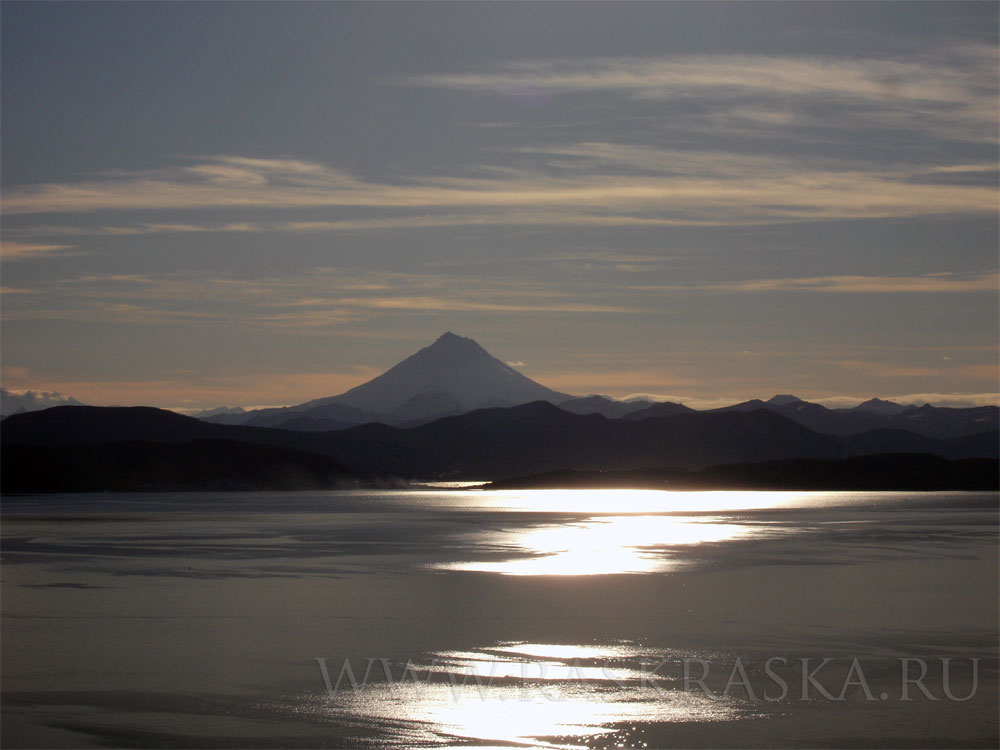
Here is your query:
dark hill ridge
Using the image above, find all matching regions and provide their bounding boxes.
[621,401,696,420]
[706,396,997,439]
[2,405,211,445]
[853,397,916,415]
[0,405,357,461]
[3,403,996,488]
[485,455,999,492]
[1,387,85,418]
[2,439,359,493]
[556,395,656,419]
[1,405,286,446]
[238,403,376,430]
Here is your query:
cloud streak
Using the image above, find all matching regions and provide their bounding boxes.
[408,49,994,103]
[3,267,636,328]
[1,241,77,260]
[3,151,995,231]
[408,46,998,143]
[634,271,999,294]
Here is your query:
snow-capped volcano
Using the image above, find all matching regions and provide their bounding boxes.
[319,332,570,414]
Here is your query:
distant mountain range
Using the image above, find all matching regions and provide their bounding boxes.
[194,333,997,439]
[703,394,997,439]
[0,388,83,418]
[1,333,996,492]
[6,335,994,439]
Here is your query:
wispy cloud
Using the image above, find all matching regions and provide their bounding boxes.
[878,392,999,408]
[834,360,998,384]
[333,296,633,314]
[3,148,995,228]
[527,249,691,275]
[9,49,984,236]
[3,267,636,328]
[926,163,999,175]
[538,370,700,393]
[408,46,997,143]
[1,240,77,260]
[408,49,993,102]
[835,360,946,378]
[7,214,727,238]
[634,271,999,294]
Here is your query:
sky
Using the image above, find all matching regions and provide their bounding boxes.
[2,1,997,412]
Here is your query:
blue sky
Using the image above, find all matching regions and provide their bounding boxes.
[2,1,997,411]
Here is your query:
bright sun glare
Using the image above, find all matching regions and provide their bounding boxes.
[429,489,811,576]
[440,515,755,575]
[312,641,744,748]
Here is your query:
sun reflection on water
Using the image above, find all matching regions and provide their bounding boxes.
[435,513,761,576]
[302,642,748,749]
[470,488,817,515]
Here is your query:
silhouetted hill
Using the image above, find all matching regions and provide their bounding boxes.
[840,428,998,459]
[2,405,225,445]
[557,396,654,418]
[703,454,998,490]
[193,405,247,419]
[254,415,354,432]
[885,404,1000,438]
[4,403,996,486]
[706,396,998,439]
[485,455,999,492]
[852,397,915,415]
[217,402,379,430]
[713,398,769,412]
[2,439,359,493]
[0,405,343,456]
[766,394,805,407]
[311,404,843,479]
[621,401,696,420]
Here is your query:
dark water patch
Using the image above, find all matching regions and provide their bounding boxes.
[20,582,107,589]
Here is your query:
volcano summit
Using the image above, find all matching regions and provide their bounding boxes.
[202,332,571,429]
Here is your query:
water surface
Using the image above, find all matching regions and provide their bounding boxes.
[3,490,997,748]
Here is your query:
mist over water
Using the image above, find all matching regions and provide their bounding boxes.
[2,490,997,748]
